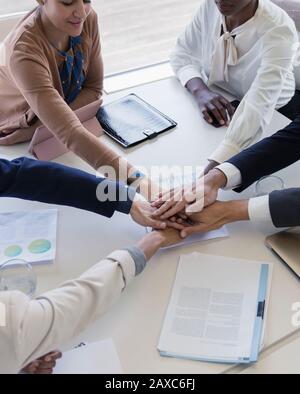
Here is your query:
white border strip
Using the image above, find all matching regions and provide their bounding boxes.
[104,61,174,93]
[0,11,27,21]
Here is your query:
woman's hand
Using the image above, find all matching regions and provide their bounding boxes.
[22,351,62,374]
[194,88,235,127]
[151,169,227,220]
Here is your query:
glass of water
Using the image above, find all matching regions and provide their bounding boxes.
[0,259,37,298]
[255,175,285,197]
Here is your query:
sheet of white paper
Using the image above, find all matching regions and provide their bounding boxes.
[147,226,229,249]
[158,253,272,363]
[0,209,58,265]
[53,339,123,374]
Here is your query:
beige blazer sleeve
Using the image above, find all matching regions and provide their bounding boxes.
[0,250,137,374]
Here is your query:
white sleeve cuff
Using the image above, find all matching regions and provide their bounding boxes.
[177,65,205,87]
[215,162,242,190]
[209,141,242,164]
[248,195,272,224]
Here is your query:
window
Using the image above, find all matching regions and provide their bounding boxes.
[99,0,199,75]
[0,0,199,75]
[0,0,35,15]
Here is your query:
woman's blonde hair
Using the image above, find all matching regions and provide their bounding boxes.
[36,0,44,5]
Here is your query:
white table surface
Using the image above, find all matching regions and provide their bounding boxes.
[241,335,300,374]
[0,77,299,374]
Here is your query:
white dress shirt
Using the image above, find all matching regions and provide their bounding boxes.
[170,0,298,163]
[216,162,273,224]
[0,247,146,374]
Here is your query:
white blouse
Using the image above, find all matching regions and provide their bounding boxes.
[170,0,298,163]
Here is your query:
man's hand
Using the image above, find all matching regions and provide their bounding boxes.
[22,351,62,374]
[130,194,166,229]
[130,194,186,230]
[194,89,235,127]
[180,200,250,238]
[151,169,227,220]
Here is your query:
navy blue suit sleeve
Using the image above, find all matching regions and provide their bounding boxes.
[269,188,300,228]
[227,116,300,192]
[0,157,135,217]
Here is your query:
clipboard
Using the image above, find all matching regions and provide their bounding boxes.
[96,94,177,148]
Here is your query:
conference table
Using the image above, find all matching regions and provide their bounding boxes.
[0,77,299,374]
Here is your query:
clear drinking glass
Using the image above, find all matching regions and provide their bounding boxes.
[255,175,285,197]
[0,259,37,298]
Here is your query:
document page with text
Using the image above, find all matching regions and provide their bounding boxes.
[158,253,272,363]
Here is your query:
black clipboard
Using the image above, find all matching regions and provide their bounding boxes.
[96,94,177,148]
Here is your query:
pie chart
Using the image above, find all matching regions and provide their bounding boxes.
[4,245,22,257]
[28,239,51,254]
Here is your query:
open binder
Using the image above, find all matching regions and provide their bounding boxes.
[96,94,177,147]
[158,253,272,364]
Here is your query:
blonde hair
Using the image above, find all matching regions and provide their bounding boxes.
[36,0,44,5]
